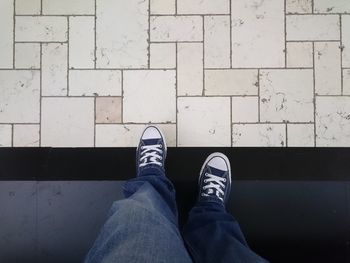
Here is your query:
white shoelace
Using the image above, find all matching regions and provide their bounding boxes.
[139,144,163,167]
[201,172,226,202]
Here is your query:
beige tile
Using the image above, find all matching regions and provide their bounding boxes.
[343,69,350,95]
[96,124,176,147]
[0,0,13,68]
[13,124,40,147]
[315,42,342,95]
[123,70,176,123]
[69,70,121,96]
[150,43,176,69]
[260,69,314,122]
[0,70,40,123]
[177,43,203,95]
[16,0,41,14]
[342,15,350,68]
[286,15,340,41]
[150,16,203,42]
[314,0,350,13]
[41,98,94,147]
[231,97,259,123]
[43,0,94,15]
[15,43,40,69]
[205,70,258,95]
[177,0,229,14]
[287,124,314,146]
[316,97,350,146]
[286,42,313,68]
[177,97,231,146]
[0,125,12,147]
[150,0,175,14]
[286,0,312,14]
[95,97,122,124]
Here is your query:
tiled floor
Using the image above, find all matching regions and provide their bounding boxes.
[0,0,350,147]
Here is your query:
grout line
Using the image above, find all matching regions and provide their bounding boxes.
[40,0,43,15]
[287,13,350,16]
[14,41,68,44]
[39,43,42,147]
[202,15,205,96]
[150,13,230,17]
[257,69,261,122]
[284,0,287,68]
[121,70,124,123]
[287,39,340,43]
[150,40,203,44]
[231,121,314,124]
[340,14,343,95]
[67,16,70,96]
[312,42,317,147]
[97,122,177,125]
[94,97,96,147]
[175,43,178,147]
[175,0,177,15]
[0,123,41,125]
[94,0,97,68]
[11,124,14,147]
[13,0,16,69]
[94,121,313,125]
[15,14,96,17]
[148,0,150,68]
[230,97,232,147]
[311,0,314,14]
[205,67,314,70]
[177,94,259,97]
[229,0,232,68]
[285,123,288,147]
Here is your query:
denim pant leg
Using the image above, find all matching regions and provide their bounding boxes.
[182,200,269,263]
[85,173,192,263]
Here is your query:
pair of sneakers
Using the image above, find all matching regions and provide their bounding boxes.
[136,126,231,204]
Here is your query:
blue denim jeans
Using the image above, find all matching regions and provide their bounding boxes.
[85,168,268,263]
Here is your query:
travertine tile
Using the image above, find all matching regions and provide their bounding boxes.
[13,124,40,147]
[69,70,121,96]
[232,124,286,147]
[286,15,340,41]
[150,16,203,42]
[343,69,350,95]
[96,0,148,68]
[231,0,285,67]
[69,16,95,69]
[177,97,231,146]
[177,0,229,14]
[205,70,258,95]
[204,16,230,68]
[15,16,68,42]
[342,15,350,67]
[314,42,341,95]
[286,42,313,68]
[231,97,259,123]
[96,124,176,147]
[0,125,12,147]
[260,69,314,122]
[42,0,94,15]
[177,43,203,95]
[123,70,176,123]
[42,43,68,96]
[286,0,312,14]
[16,0,41,14]
[95,97,122,124]
[287,124,314,146]
[0,0,13,68]
[314,0,350,13]
[0,70,40,123]
[15,43,40,69]
[316,97,350,146]
[150,43,176,69]
[41,98,94,147]
[150,0,175,15]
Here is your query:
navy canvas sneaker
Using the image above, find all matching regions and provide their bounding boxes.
[136,126,167,177]
[198,152,231,204]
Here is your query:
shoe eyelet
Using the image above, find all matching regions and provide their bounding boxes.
[159,144,163,148]
[205,172,208,176]
[204,179,207,183]
[223,178,226,182]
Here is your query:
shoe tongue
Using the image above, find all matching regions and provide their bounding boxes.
[207,166,226,177]
[143,138,160,146]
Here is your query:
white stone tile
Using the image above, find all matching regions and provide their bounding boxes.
[150,0,175,15]
[16,0,41,14]
[204,16,230,68]
[0,70,40,123]
[0,125,12,147]
[286,0,312,14]
[15,43,40,69]
[177,0,229,14]
[123,70,176,122]
[177,43,203,96]
[287,124,314,146]
[232,124,286,147]
[42,43,68,96]
[13,124,40,147]
[231,0,284,68]
[150,43,176,69]
[286,15,340,41]
[205,70,258,95]
[286,42,313,68]
[342,15,350,67]
[69,70,121,96]
[150,16,203,42]
[231,97,259,123]
[95,97,122,123]
[41,98,94,147]
[314,42,342,95]
[314,0,350,13]
[0,0,13,68]
[96,124,176,147]
[343,69,350,95]
[316,97,350,146]
[96,0,148,68]
[42,0,94,15]
[69,16,95,69]
[177,97,231,146]
[15,16,68,42]
[260,69,314,122]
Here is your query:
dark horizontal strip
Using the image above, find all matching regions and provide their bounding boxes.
[0,147,350,181]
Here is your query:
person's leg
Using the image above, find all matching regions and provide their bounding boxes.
[85,126,192,263]
[182,153,268,263]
